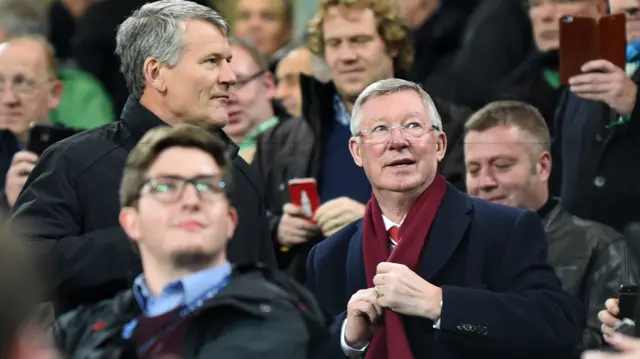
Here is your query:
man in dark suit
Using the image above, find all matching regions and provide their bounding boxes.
[306,78,583,359]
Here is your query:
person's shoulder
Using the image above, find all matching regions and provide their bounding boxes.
[54,289,134,333]
[567,212,625,245]
[466,196,542,236]
[227,264,313,306]
[43,122,125,170]
[262,115,311,143]
[312,220,362,260]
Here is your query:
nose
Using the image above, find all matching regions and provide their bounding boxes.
[275,83,288,101]
[1,85,19,106]
[387,127,410,149]
[337,43,358,63]
[219,60,237,87]
[478,169,499,193]
[180,183,202,209]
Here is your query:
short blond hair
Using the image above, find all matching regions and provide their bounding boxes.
[465,101,551,153]
[306,0,413,72]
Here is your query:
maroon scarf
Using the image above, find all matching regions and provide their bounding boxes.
[362,174,447,359]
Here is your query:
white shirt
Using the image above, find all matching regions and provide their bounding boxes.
[340,215,441,357]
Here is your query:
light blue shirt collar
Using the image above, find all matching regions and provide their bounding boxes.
[132,261,232,317]
[333,94,351,127]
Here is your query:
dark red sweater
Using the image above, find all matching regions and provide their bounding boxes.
[129,306,190,359]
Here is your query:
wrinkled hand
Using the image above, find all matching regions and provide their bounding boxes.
[598,298,621,339]
[569,60,638,115]
[344,288,382,347]
[583,333,640,359]
[313,197,365,237]
[373,262,442,319]
[5,151,38,207]
[276,203,320,247]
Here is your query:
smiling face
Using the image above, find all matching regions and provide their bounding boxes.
[225,43,275,143]
[464,125,551,210]
[323,5,396,104]
[150,19,237,127]
[349,90,446,195]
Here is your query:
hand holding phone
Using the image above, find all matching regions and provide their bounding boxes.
[619,284,639,320]
[288,178,321,220]
[559,14,626,85]
[26,124,79,155]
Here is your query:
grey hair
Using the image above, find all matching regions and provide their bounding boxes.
[0,0,48,38]
[350,78,443,137]
[115,0,229,100]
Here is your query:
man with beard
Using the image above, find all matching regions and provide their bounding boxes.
[51,123,328,359]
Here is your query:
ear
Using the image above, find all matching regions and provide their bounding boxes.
[538,151,552,182]
[262,72,277,101]
[387,43,399,60]
[47,80,63,111]
[435,131,447,162]
[349,136,363,167]
[119,207,142,243]
[143,57,166,93]
[227,206,238,239]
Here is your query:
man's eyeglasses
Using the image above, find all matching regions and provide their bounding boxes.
[230,70,266,90]
[0,76,53,96]
[140,175,227,203]
[356,123,440,143]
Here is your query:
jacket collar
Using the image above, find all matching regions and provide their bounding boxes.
[346,183,472,294]
[120,97,239,159]
[299,74,338,134]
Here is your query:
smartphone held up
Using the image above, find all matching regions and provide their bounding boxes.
[559,13,626,85]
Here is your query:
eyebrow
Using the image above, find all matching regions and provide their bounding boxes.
[368,112,425,122]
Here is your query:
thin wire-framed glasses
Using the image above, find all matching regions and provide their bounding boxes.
[0,76,53,96]
[356,123,440,143]
[140,175,227,203]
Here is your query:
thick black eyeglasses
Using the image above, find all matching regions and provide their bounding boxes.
[140,175,227,203]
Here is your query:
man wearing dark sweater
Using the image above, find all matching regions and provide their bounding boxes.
[51,124,329,359]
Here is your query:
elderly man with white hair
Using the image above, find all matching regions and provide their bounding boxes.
[306,78,583,359]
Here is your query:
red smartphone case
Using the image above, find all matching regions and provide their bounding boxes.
[288,178,320,220]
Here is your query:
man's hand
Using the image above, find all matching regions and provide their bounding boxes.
[344,288,382,347]
[5,151,38,207]
[583,333,640,359]
[569,59,638,115]
[313,197,366,237]
[598,298,621,339]
[276,203,320,247]
[373,262,442,320]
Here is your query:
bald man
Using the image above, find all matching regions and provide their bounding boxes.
[0,37,63,209]
[275,47,312,117]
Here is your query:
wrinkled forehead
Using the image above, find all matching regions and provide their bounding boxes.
[0,41,51,78]
[359,92,430,124]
